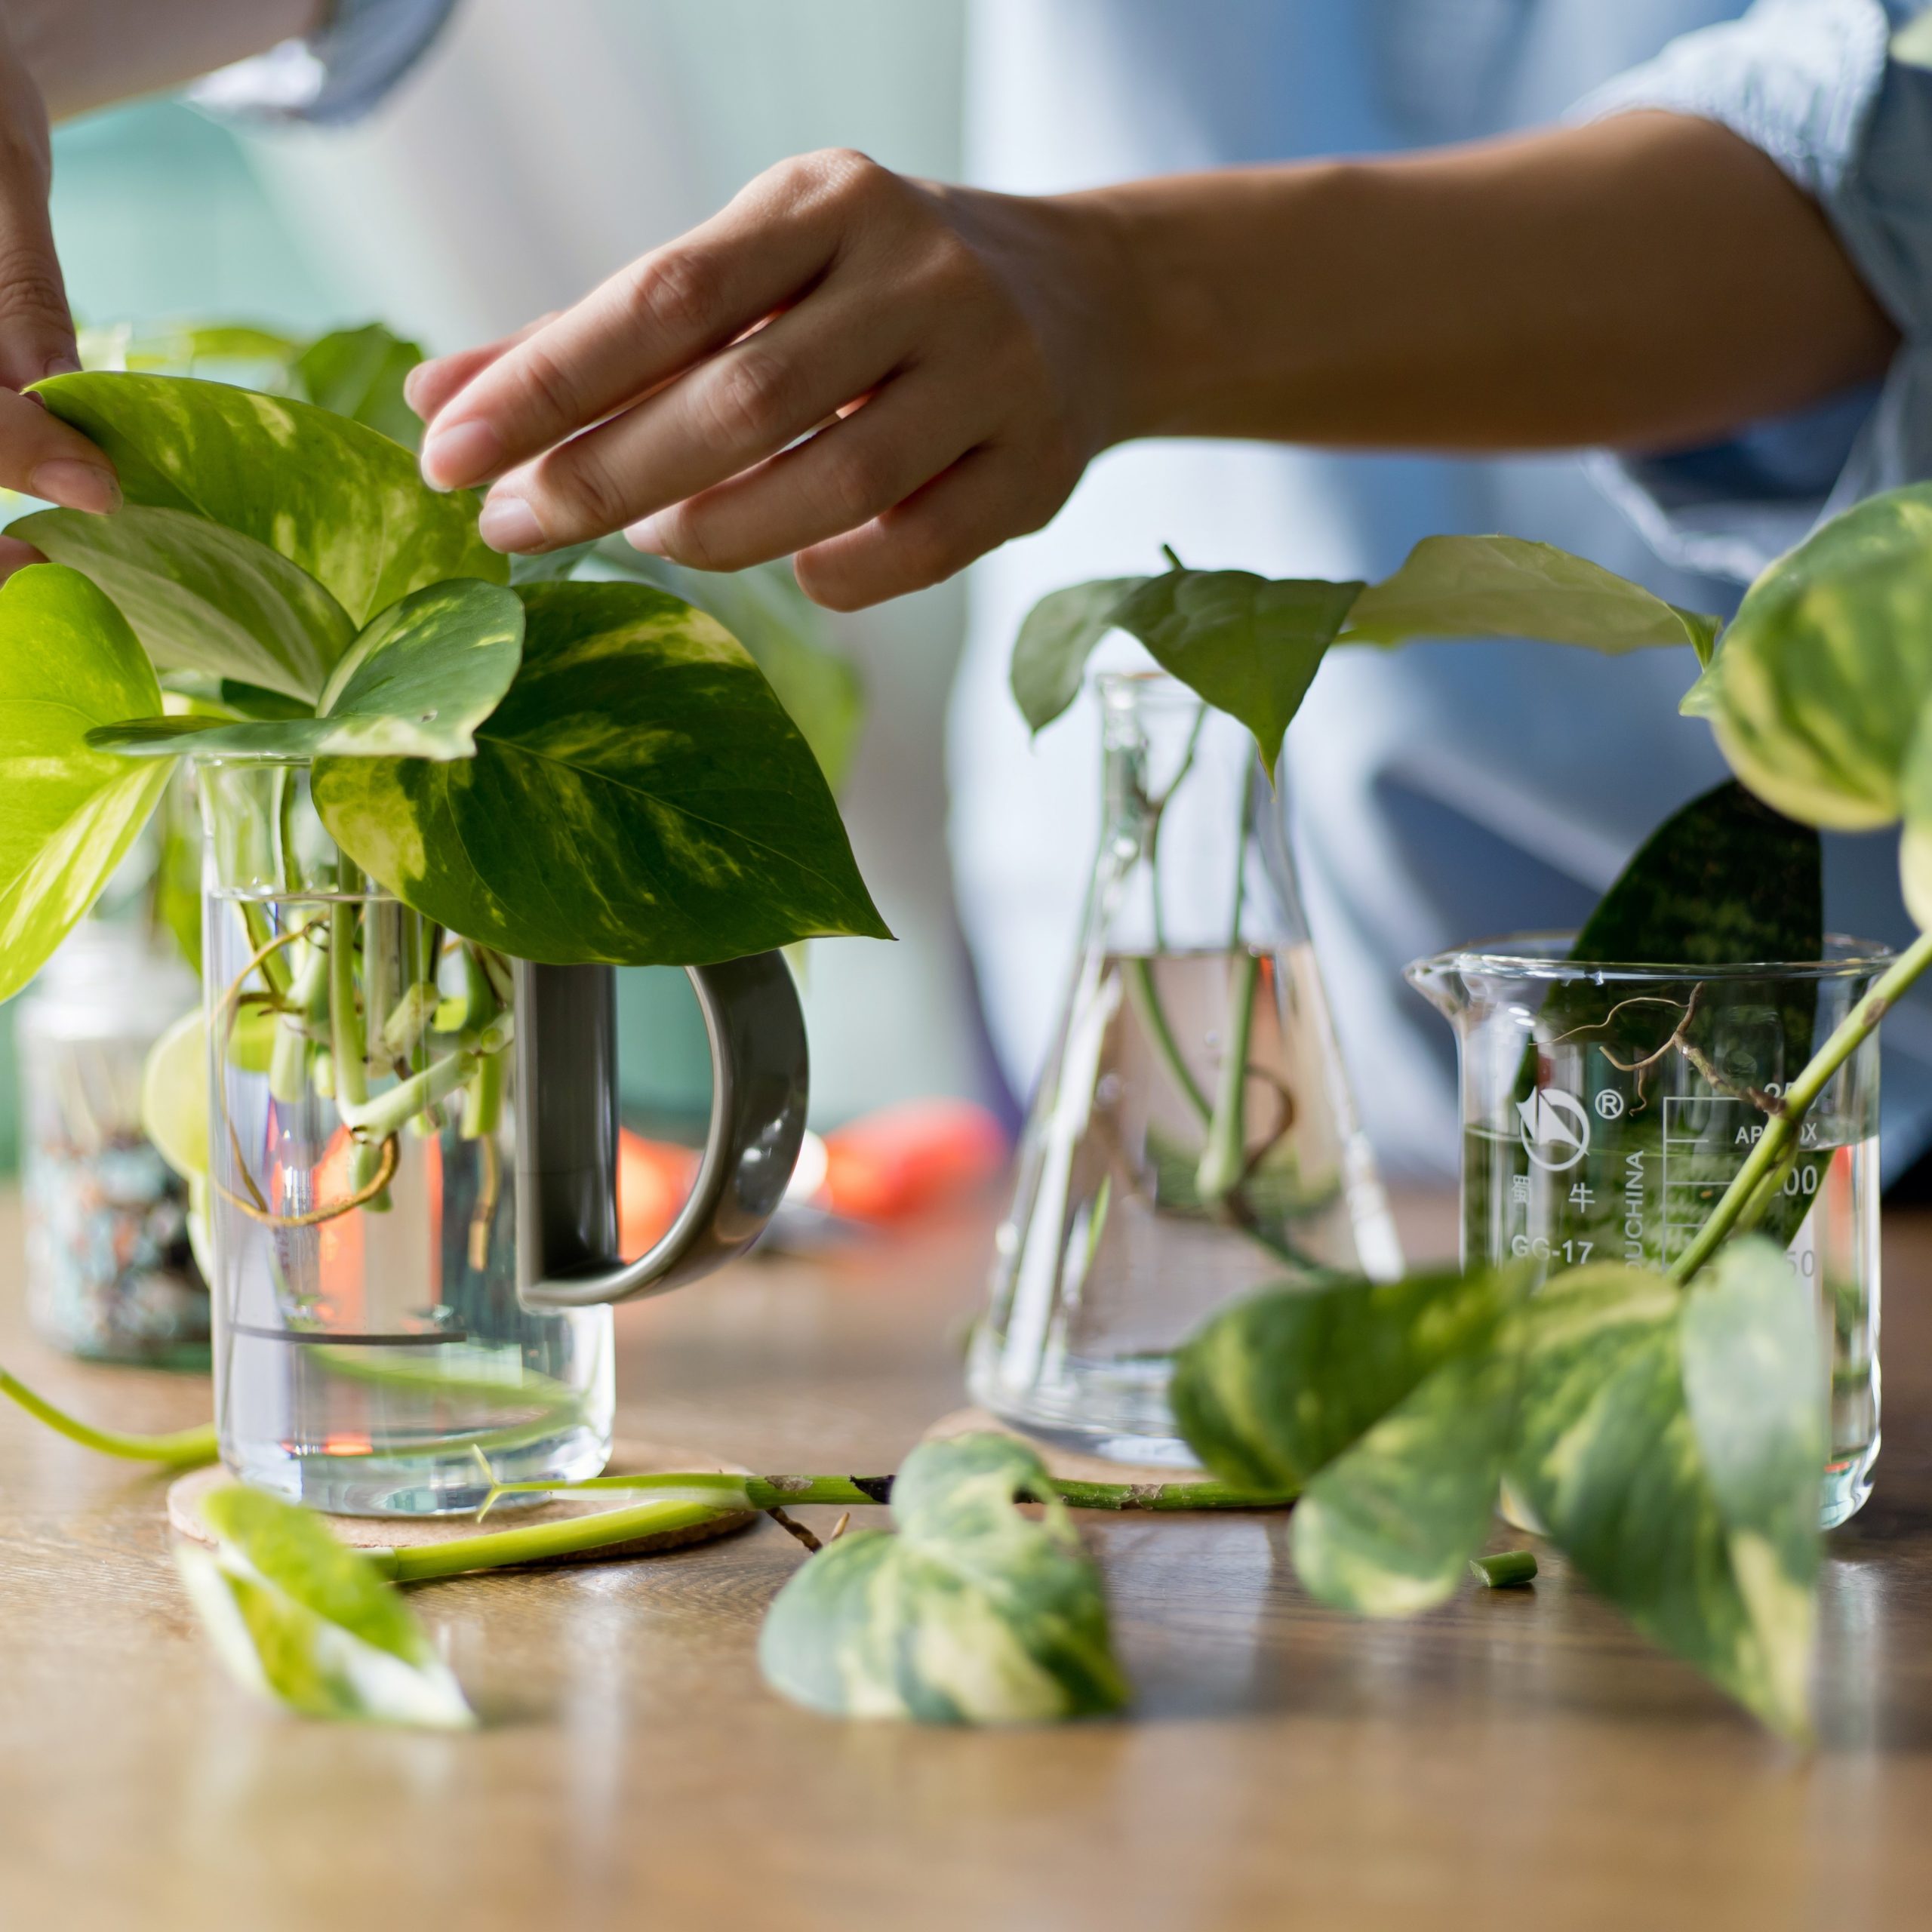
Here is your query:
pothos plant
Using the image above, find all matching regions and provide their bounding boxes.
[3,411,1926,1740]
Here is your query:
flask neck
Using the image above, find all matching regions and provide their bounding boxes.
[1092,677,1309,956]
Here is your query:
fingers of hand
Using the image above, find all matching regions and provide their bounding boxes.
[792,445,1069,611]
[620,368,979,575]
[420,152,875,491]
[0,532,44,584]
[0,387,118,512]
[405,315,557,426]
[480,293,916,552]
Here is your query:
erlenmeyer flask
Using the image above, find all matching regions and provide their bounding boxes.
[969,673,1402,1463]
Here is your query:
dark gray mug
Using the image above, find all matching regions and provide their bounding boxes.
[511,955,808,1309]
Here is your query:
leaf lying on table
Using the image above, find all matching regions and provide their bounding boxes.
[88,579,525,764]
[758,1433,1129,1724]
[0,565,174,1000]
[176,1486,474,1729]
[313,580,891,965]
[1171,1241,1824,1737]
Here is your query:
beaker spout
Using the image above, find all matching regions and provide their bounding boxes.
[1404,952,1468,1022]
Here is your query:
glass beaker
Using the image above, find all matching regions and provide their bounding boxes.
[198,758,614,1515]
[17,920,207,1364]
[969,673,1402,1464]
[1407,934,1887,1527]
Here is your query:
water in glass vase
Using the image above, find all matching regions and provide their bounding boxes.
[973,675,1401,1460]
[199,758,614,1515]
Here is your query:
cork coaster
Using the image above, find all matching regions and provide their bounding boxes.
[922,1405,1214,1487]
[168,1437,758,1563]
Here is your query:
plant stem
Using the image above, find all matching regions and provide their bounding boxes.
[1670,926,1932,1283]
[1123,958,1211,1124]
[482,1470,1297,1513]
[1196,949,1260,1205]
[0,1367,217,1466]
[1470,1549,1537,1589]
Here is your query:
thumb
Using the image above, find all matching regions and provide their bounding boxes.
[0,42,77,391]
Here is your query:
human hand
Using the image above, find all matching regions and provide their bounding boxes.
[408,151,1124,610]
[0,10,117,577]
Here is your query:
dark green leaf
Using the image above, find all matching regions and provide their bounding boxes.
[1343,534,1716,655]
[1572,780,1820,970]
[1509,1251,1820,1737]
[1292,1342,1520,1617]
[177,1484,473,1727]
[1112,569,1364,771]
[758,1433,1128,1724]
[1170,1266,1524,1493]
[14,503,355,702]
[592,542,865,792]
[0,565,174,1001]
[313,580,890,965]
[32,371,506,626]
[90,580,525,764]
[291,323,426,451]
[1009,576,1149,734]
[512,541,598,586]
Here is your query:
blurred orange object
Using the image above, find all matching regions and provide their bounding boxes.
[820,1099,1007,1223]
[618,1130,701,1260]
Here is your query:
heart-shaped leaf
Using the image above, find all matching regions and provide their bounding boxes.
[32,371,506,626]
[89,579,525,764]
[312,580,890,965]
[758,1432,1128,1724]
[1343,534,1718,657]
[0,565,174,1001]
[1291,1340,1521,1617]
[595,542,865,792]
[176,1484,474,1728]
[1009,576,1150,734]
[1508,1246,1822,1738]
[1169,1266,1521,1493]
[1112,569,1364,771]
[1688,483,1932,829]
[14,503,355,702]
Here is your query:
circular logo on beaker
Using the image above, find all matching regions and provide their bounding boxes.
[1517,1089,1591,1171]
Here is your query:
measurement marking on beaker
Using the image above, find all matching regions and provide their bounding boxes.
[232,1324,468,1346]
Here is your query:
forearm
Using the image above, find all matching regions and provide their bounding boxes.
[6,0,324,120]
[1081,111,1898,454]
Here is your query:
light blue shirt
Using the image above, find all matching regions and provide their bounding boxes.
[211,0,1932,1179]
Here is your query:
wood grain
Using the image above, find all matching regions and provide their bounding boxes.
[0,1187,1927,1932]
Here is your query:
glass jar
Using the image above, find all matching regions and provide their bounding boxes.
[969,673,1402,1464]
[1407,934,1887,1527]
[17,921,206,1364]
[198,757,614,1515]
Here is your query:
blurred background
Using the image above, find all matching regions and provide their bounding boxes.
[0,0,992,1173]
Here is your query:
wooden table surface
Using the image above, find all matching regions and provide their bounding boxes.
[2,1185,1930,1932]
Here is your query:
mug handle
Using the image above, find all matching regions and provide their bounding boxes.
[511,954,808,1310]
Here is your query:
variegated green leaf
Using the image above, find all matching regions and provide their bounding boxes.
[1343,534,1718,657]
[1169,1266,1523,1493]
[1689,483,1932,829]
[592,542,864,792]
[758,1433,1128,1724]
[31,371,505,626]
[177,1485,473,1728]
[14,503,355,702]
[1010,576,1149,734]
[291,323,426,451]
[0,565,174,1001]
[1292,1341,1520,1617]
[1900,697,1932,929]
[1112,569,1364,771]
[89,580,524,764]
[1509,1249,1822,1738]
[312,580,889,966]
